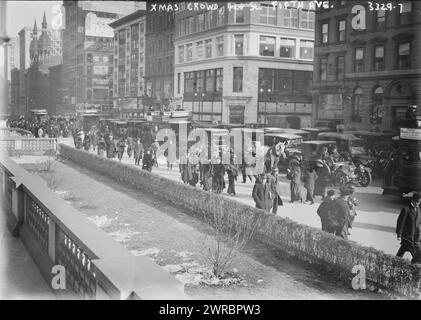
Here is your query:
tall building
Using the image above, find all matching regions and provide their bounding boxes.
[173,1,315,126]
[313,0,421,131]
[25,14,63,117]
[110,10,147,119]
[18,26,33,116]
[3,37,19,81]
[62,1,142,114]
[144,4,175,110]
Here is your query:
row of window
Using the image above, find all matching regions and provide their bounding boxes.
[318,40,412,80]
[177,7,225,37]
[258,69,313,95]
[175,3,315,38]
[177,35,314,63]
[183,68,224,94]
[320,1,412,45]
[176,68,312,96]
[145,55,174,75]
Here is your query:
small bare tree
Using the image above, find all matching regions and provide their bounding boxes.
[202,204,259,278]
[45,171,61,191]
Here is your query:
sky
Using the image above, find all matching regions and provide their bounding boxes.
[6,1,62,38]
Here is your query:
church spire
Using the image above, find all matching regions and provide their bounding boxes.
[42,11,47,30]
[33,19,38,35]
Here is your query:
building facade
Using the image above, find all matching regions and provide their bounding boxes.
[110,10,146,119]
[49,64,65,115]
[144,4,175,110]
[173,1,314,126]
[313,0,421,131]
[25,14,63,117]
[62,1,141,113]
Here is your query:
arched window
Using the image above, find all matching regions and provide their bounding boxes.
[352,87,362,121]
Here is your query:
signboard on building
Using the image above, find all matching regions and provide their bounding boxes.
[401,128,421,141]
[93,65,108,75]
[85,12,116,38]
[93,79,109,86]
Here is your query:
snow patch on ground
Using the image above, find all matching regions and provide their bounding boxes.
[164,261,247,287]
[108,229,141,243]
[87,215,117,228]
[54,190,69,197]
[175,250,194,261]
[130,247,161,257]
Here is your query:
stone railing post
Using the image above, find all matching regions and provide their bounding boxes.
[10,180,25,236]
[48,220,56,263]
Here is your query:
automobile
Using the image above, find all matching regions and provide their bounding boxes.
[292,140,371,187]
[344,130,394,176]
[383,128,421,196]
[317,132,373,186]
[317,132,367,160]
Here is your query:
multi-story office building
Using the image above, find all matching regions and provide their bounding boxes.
[173,1,314,126]
[62,1,141,113]
[3,37,19,114]
[3,37,19,81]
[144,4,175,110]
[17,26,33,116]
[25,15,63,117]
[110,10,147,119]
[313,0,420,131]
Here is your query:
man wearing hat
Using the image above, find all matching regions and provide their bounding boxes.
[317,190,336,232]
[396,193,421,262]
[269,167,283,214]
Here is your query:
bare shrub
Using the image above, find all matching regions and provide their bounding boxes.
[41,156,55,172]
[202,205,259,278]
[45,171,61,191]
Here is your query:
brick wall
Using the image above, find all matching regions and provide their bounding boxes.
[59,143,421,297]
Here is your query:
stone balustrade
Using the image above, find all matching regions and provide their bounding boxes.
[0,154,187,300]
[0,137,57,156]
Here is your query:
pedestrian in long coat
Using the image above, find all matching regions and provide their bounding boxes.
[226,164,238,196]
[212,162,225,194]
[252,174,272,211]
[396,193,421,261]
[83,134,91,151]
[289,165,302,203]
[117,138,126,161]
[304,167,317,204]
[200,163,213,191]
[269,167,283,214]
[314,164,329,199]
[97,136,106,157]
[316,190,336,232]
[332,191,351,239]
[133,139,143,166]
[126,136,134,158]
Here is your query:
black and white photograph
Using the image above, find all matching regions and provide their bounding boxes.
[0,0,420,305]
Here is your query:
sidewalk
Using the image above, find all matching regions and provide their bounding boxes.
[0,212,54,299]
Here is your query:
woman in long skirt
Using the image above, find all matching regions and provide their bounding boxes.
[289,165,303,203]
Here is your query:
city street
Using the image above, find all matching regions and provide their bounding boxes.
[58,137,406,259]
